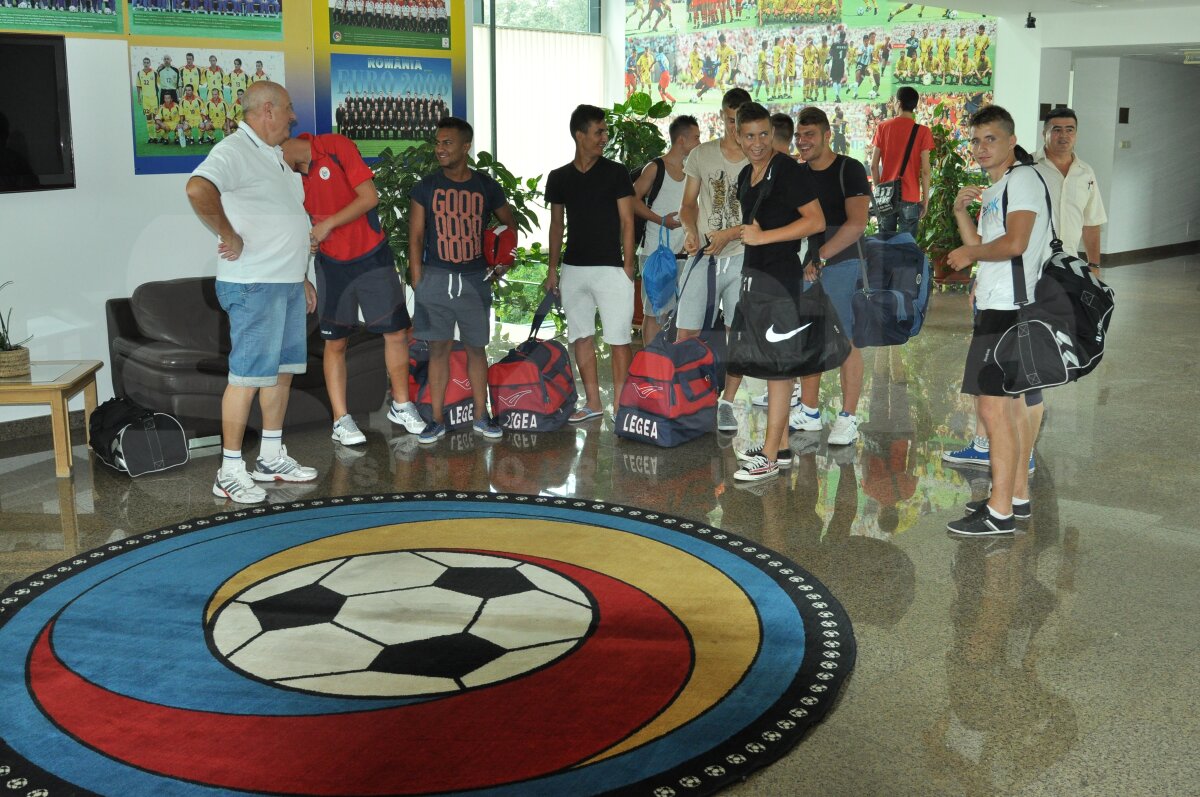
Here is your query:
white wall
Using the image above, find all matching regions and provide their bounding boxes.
[1039,48,1071,111]
[0,37,214,425]
[1106,58,1200,252]
[471,25,606,239]
[992,14,1043,146]
[1069,56,1120,253]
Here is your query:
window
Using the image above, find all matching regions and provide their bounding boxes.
[475,0,600,34]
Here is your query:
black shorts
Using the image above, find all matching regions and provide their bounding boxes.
[961,308,1018,397]
[315,244,411,340]
[967,305,1045,405]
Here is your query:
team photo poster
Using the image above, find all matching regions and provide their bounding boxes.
[126,0,283,40]
[626,0,995,163]
[328,0,451,52]
[128,45,285,172]
[0,0,122,35]
[329,52,453,157]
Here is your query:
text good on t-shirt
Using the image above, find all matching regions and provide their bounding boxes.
[412,170,508,270]
[804,155,871,265]
[545,157,634,267]
[738,154,820,292]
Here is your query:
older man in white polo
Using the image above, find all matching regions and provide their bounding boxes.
[186,80,319,504]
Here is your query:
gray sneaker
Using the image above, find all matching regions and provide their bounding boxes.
[716,398,738,432]
[252,445,319,483]
[332,414,367,445]
[212,468,267,503]
[388,400,427,434]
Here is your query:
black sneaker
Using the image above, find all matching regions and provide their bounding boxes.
[965,497,1031,519]
[775,449,793,469]
[947,504,1016,536]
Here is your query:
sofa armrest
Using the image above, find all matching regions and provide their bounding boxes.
[112,338,229,375]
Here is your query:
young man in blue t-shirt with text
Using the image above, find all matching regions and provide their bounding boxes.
[409,117,517,444]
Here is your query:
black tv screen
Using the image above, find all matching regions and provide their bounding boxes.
[0,33,75,194]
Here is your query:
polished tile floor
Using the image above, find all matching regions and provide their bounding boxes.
[1,255,1197,796]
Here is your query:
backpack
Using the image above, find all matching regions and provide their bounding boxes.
[616,258,721,448]
[408,340,476,429]
[642,225,679,316]
[487,294,578,432]
[89,397,189,477]
[631,157,667,251]
[993,165,1115,394]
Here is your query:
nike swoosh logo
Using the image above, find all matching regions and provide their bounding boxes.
[764,323,811,343]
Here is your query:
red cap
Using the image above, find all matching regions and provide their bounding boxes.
[483,225,517,268]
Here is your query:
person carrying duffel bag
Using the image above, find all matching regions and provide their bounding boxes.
[725,103,839,483]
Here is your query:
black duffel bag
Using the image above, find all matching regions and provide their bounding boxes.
[727,273,851,380]
[90,397,189,477]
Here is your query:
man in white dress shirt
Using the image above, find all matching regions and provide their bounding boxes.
[1034,107,1107,275]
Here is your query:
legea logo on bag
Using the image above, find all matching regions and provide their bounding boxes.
[633,383,664,398]
[499,390,533,407]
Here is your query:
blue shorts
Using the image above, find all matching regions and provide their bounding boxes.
[804,258,860,340]
[215,281,308,387]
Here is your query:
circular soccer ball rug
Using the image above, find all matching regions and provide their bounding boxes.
[0,492,855,797]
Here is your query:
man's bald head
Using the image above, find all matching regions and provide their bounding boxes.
[242,81,296,146]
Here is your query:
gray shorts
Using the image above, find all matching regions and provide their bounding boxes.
[676,252,742,330]
[412,267,492,347]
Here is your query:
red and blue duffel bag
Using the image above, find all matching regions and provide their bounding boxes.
[408,340,476,429]
[487,294,577,432]
[616,331,719,448]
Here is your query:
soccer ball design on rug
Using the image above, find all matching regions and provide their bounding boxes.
[0,493,856,796]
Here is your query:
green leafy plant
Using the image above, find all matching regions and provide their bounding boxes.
[917,102,988,283]
[604,92,672,173]
[0,281,32,351]
[372,141,545,282]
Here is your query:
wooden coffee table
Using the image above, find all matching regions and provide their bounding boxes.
[0,360,103,478]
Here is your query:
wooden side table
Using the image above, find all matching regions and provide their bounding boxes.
[0,360,104,478]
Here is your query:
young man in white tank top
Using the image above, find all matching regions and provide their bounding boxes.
[632,115,701,342]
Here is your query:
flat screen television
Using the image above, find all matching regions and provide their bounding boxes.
[0,33,75,194]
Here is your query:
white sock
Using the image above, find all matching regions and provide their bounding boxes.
[974,435,990,451]
[221,449,243,476]
[1012,497,1030,506]
[259,430,282,462]
[987,507,1013,521]
[800,403,819,415]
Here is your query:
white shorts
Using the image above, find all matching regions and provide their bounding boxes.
[677,252,743,331]
[560,264,635,346]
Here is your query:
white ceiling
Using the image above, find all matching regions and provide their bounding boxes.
[1063,42,1199,65]
[942,0,1198,15]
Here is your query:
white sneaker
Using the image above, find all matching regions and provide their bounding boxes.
[716,398,738,432]
[252,445,319,482]
[212,468,267,503]
[388,400,426,434]
[827,413,859,446]
[789,405,823,431]
[331,414,367,446]
[752,383,802,408]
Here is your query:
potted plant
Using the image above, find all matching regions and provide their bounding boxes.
[0,280,32,377]
[603,91,672,326]
[917,102,988,285]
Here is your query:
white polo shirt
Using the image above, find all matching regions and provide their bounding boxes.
[192,123,310,284]
[1034,151,1107,260]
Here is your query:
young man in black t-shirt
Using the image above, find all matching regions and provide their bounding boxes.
[728,103,825,482]
[791,106,871,447]
[545,104,637,423]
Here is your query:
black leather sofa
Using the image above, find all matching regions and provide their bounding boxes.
[106,277,388,439]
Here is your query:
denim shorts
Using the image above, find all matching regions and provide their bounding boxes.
[215,281,308,387]
[816,257,861,334]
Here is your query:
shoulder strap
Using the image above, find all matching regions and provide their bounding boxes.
[645,157,667,208]
[740,154,779,224]
[1001,162,1061,306]
[838,157,869,288]
[896,122,921,180]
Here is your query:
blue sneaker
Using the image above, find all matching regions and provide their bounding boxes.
[418,421,446,445]
[472,416,502,440]
[942,438,990,466]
